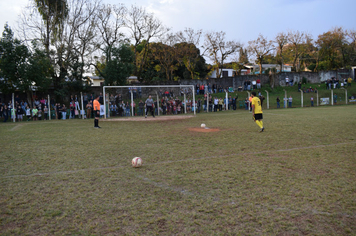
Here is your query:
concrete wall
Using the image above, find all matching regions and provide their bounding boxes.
[179,70,351,89]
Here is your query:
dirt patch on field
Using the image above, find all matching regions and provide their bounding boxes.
[102,115,194,122]
[188,127,220,132]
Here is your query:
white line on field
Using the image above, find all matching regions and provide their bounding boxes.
[1,141,355,179]
[10,124,23,131]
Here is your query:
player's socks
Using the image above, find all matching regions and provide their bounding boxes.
[260,120,263,128]
[256,120,262,129]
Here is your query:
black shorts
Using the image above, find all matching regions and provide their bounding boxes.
[94,110,100,118]
[254,113,263,120]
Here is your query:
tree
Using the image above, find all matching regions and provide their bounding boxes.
[150,42,177,81]
[101,44,135,86]
[238,47,249,64]
[125,5,169,82]
[96,3,126,64]
[0,24,52,105]
[174,28,207,79]
[287,30,312,72]
[204,31,240,78]
[247,34,274,74]
[20,0,101,100]
[0,24,29,95]
[33,0,69,56]
[275,32,288,72]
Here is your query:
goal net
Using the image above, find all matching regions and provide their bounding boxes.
[102,85,195,118]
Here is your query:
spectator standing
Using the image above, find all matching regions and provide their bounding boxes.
[288,96,293,108]
[44,106,48,120]
[214,97,218,112]
[218,98,224,111]
[125,102,131,116]
[138,100,144,116]
[333,93,337,104]
[32,106,38,121]
[2,105,9,122]
[197,98,201,113]
[228,96,232,110]
[37,108,42,120]
[26,106,31,121]
[61,104,67,120]
[86,102,92,119]
[347,77,352,87]
[256,78,261,89]
[83,93,88,108]
[311,96,314,107]
[17,105,23,122]
[276,97,280,108]
[70,101,75,119]
[285,77,289,86]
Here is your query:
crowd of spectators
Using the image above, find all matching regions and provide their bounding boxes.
[0,93,101,122]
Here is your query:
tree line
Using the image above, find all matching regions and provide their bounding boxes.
[1,0,355,101]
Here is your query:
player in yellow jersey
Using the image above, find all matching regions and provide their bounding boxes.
[251,91,264,132]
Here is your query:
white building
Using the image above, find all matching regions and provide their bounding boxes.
[244,64,292,74]
[88,76,139,86]
[210,68,248,78]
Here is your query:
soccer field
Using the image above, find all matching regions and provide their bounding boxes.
[1,106,356,235]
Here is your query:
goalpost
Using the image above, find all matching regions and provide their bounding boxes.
[103,85,195,118]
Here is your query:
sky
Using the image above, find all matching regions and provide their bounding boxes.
[1,0,355,49]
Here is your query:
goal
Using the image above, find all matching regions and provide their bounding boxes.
[103,85,196,118]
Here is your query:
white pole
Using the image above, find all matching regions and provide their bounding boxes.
[300,90,303,108]
[12,93,15,122]
[283,89,287,108]
[48,94,51,120]
[345,89,348,105]
[184,93,187,114]
[156,92,159,116]
[225,91,228,111]
[131,90,134,116]
[247,92,250,112]
[206,93,209,113]
[192,85,196,115]
[331,89,334,106]
[317,90,319,107]
[103,87,106,119]
[80,92,84,119]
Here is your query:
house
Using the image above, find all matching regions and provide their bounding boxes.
[88,76,139,86]
[88,76,104,86]
[244,64,292,74]
[210,68,249,78]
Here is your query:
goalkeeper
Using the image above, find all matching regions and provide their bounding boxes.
[145,95,155,118]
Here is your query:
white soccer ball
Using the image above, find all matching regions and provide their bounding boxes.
[132,157,142,168]
[201,123,206,128]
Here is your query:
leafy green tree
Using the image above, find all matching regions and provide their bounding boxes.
[99,44,135,86]
[175,42,207,80]
[0,24,52,105]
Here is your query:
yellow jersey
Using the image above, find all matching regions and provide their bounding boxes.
[251,96,262,114]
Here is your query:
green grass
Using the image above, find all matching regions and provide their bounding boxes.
[1,105,356,235]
